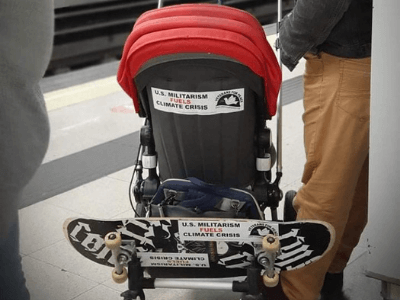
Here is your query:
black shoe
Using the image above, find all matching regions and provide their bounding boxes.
[320,291,350,300]
[321,272,343,295]
[320,272,350,300]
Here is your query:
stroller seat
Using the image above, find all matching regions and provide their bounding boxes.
[118,3,281,190]
[118,2,282,206]
[135,55,266,188]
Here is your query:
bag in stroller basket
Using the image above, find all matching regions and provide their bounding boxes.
[149,177,264,219]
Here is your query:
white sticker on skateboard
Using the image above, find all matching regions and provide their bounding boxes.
[178,220,279,242]
[138,253,210,268]
[151,87,244,115]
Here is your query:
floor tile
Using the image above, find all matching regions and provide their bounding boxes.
[102,279,208,300]
[19,201,84,255]
[187,289,241,300]
[112,209,137,219]
[343,252,382,300]
[102,276,247,300]
[30,239,111,284]
[72,285,122,300]
[44,176,132,219]
[102,278,132,293]
[44,91,141,164]
[107,166,135,183]
[22,256,98,300]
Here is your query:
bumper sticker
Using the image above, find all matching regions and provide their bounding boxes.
[178,220,279,242]
[138,252,210,268]
[151,87,244,115]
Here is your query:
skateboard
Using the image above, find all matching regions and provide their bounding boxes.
[64,217,334,288]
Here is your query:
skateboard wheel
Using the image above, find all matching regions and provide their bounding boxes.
[112,267,128,284]
[263,271,279,288]
[262,234,280,253]
[105,232,122,249]
[216,242,229,255]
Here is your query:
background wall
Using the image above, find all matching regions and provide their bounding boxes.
[367,0,400,288]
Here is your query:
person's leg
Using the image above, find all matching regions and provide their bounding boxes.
[319,156,368,299]
[0,1,53,298]
[0,0,54,238]
[280,52,371,300]
[328,155,369,274]
[0,211,30,300]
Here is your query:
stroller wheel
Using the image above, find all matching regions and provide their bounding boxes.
[283,190,297,222]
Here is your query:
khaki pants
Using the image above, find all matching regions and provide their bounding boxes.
[281,52,371,300]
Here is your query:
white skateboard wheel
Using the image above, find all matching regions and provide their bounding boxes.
[105,232,122,249]
[263,271,279,288]
[217,242,229,255]
[262,234,280,253]
[112,266,128,284]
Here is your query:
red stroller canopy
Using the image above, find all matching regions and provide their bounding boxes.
[117,4,282,117]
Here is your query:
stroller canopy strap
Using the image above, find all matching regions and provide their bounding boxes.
[117,4,282,118]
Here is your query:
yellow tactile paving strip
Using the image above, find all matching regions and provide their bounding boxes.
[44,75,121,111]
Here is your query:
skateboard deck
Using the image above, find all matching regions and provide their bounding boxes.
[64,217,334,278]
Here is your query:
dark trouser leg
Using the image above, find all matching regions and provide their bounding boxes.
[0,214,30,300]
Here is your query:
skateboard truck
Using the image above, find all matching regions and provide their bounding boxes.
[258,234,281,288]
[105,232,131,284]
[105,232,145,299]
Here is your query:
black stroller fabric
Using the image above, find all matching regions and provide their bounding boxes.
[135,58,264,188]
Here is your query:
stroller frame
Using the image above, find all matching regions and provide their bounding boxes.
[117,0,291,299]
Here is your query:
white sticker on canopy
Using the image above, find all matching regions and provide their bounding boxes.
[151,87,244,115]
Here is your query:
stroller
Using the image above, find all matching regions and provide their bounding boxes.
[111,0,301,298]
[62,2,335,300]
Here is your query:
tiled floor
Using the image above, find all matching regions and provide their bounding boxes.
[17,54,382,299]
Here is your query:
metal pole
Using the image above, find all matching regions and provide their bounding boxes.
[153,278,234,290]
[158,0,163,9]
[276,0,283,174]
